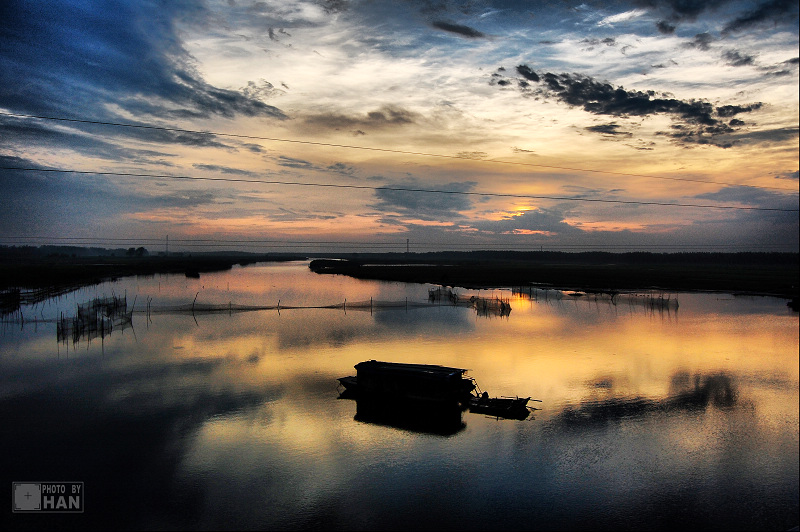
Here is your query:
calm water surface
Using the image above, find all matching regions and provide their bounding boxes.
[1,261,798,530]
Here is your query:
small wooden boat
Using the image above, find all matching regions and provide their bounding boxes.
[468,392,532,419]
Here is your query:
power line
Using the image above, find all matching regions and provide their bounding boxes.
[2,165,797,212]
[1,236,794,251]
[1,111,797,192]
[1,236,792,247]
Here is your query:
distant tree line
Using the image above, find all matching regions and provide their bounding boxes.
[0,245,149,259]
[125,247,149,257]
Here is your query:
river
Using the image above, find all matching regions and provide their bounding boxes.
[1,261,797,530]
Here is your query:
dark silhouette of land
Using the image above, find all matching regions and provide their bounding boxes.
[1,247,797,312]
[309,251,799,303]
[0,246,306,311]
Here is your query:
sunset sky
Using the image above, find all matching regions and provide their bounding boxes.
[1,0,798,253]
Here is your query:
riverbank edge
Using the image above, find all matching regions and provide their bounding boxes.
[1,252,797,311]
[308,255,800,307]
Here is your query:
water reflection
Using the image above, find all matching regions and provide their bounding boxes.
[350,398,467,437]
[0,355,280,529]
[552,372,739,428]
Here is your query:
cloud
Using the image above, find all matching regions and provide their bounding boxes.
[656,20,676,34]
[722,50,756,67]
[300,106,419,133]
[722,0,800,34]
[471,208,582,236]
[0,0,286,122]
[585,123,633,137]
[321,0,349,15]
[276,156,317,169]
[694,186,799,210]
[774,170,799,181]
[327,162,357,176]
[0,115,214,163]
[371,180,477,221]
[715,126,798,146]
[685,32,715,51]
[634,0,798,35]
[580,37,618,49]
[597,9,647,26]
[496,65,764,147]
[634,0,727,23]
[516,65,540,83]
[691,186,799,245]
[192,164,258,176]
[431,20,486,38]
[0,156,219,236]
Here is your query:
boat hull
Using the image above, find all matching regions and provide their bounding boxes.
[468,396,531,419]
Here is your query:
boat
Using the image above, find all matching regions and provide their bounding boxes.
[467,392,532,420]
[337,360,476,404]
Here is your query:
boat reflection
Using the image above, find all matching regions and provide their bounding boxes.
[351,397,467,437]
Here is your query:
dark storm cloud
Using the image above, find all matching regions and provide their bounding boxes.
[372,180,476,220]
[0,0,286,122]
[431,20,486,38]
[495,65,763,147]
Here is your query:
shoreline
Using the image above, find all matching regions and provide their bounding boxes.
[1,252,797,312]
[308,255,800,304]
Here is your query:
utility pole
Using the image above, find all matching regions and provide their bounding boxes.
[166,235,169,257]
[406,238,409,254]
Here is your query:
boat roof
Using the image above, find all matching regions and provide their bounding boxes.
[354,360,468,377]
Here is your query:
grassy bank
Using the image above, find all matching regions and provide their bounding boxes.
[0,253,306,294]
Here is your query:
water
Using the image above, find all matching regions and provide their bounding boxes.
[1,261,797,530]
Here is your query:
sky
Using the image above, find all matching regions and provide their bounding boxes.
[0,0,798,254]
